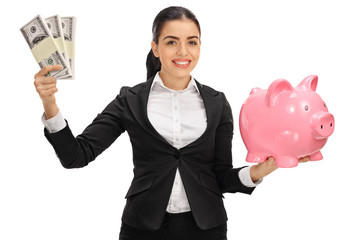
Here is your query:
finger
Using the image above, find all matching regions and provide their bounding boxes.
[41,88,58,98]
[263,156,276,167]
[34,65,62,79]
[260,156,278,170]
[34,76,56,86]
[36,83,57,91]
[299,156,311,163]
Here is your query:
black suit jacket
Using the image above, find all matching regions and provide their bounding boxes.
[44,76,255,230]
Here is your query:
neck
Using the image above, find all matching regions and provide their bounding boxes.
[159,71,191,91]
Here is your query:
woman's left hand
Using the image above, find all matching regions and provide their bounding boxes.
[250,155,311,183]
[250,157,277,183]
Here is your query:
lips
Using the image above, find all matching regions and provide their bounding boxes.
[172,59,191,68]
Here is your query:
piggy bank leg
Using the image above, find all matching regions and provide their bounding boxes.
[246,152,267,163]
[309,151,323,161]
[276,156,299,168]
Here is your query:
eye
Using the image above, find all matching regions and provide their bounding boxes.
[167,41,176,45]
[304,105,309,111]
[189,41,198,45]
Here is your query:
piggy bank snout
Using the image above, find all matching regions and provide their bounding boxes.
[311,112,335,139]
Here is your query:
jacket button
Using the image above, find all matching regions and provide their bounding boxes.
[174,151,180,159]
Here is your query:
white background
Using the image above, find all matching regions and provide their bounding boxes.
[1,0,359,239]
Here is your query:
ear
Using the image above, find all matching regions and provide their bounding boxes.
[250,87,262,95]
[151,41,159,58]
[265,79,294,107]
[297,75,318,91]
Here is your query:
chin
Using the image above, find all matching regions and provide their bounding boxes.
[173,73,191,81]
[173,67,194,78]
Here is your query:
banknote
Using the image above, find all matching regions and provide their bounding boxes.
[45,15,70,68]
[61,16,76,79]
[20,15,72,79]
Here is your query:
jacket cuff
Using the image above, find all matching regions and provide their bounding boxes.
[44,119,73,145]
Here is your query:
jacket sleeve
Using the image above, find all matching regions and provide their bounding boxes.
[213,92,256,195]
[44,87,128,169]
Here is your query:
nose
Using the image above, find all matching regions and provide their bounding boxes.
[311,112,335,139]
[177,43,187,56]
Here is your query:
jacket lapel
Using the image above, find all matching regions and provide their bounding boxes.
[125,77,223,148]
[190,80,222,147]
[126,77,172,146]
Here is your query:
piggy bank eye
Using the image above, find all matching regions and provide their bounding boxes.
[324,103,327,108]
[304,105,309,111]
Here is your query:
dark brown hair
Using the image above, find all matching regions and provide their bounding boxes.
[146,6,201,80]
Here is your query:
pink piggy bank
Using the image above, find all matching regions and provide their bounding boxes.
[239,75,334,168]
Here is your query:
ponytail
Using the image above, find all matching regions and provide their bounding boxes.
[146,49,161,80]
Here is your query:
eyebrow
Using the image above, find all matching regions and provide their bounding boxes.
[162,35,200,41]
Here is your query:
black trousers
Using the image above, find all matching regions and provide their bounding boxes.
[119,211,227,240]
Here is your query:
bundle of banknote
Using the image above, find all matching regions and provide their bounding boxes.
[20,15,76,79]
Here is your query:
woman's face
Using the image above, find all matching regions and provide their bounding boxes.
[151,18,201,80]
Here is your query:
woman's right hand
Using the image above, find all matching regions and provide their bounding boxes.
[34,65,62,119]
[34,65,62,103]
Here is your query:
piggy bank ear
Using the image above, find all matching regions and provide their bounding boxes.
[250,87,262,95]
[265,79,294,107]
[297,75,318,91]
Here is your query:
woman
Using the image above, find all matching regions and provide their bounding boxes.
[34,6,308,240]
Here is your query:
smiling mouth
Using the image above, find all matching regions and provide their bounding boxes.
[172,59,191,68]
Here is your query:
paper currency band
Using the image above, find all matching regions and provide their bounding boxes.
[54,37,66,56]
[31,36,58,63]
[64,41,75,59]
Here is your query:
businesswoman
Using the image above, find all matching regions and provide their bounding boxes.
[34,6,309,240]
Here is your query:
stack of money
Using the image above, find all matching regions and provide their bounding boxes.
[20,15,76,79]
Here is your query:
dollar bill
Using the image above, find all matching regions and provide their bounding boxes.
[20,15,72,79]
[61,16,76,79]
[39,50,70,78]
[45,15,70,68]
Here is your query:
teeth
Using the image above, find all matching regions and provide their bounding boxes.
[174,61,189,65]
